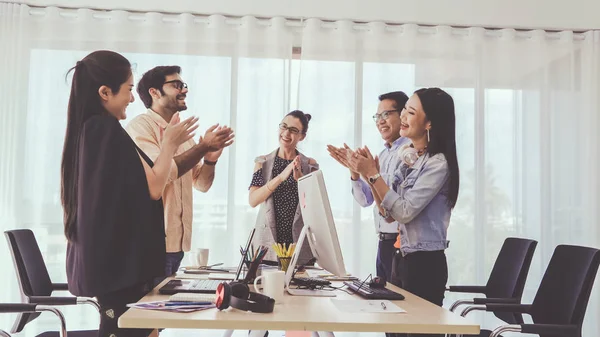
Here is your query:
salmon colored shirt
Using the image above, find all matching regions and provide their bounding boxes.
[126,109,206,253]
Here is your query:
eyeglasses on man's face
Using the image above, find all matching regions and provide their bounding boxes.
[164,80,188,91]
[372,109,399,122]
[279,123,301,135]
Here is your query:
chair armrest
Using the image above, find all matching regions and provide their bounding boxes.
[447,285,486,293]
[28,296,100,312]
[473,297,520,305]
[51,283,69,291]
[0,303,37,313]
[449,299,474,312]
[28,296,77,305]
[0,304,67,337]
[485,303,532,313]
[521,324,579,336]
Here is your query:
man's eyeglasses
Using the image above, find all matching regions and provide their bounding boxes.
[372,109,399,122]
[164,80,188,91]
[279,123,301,135]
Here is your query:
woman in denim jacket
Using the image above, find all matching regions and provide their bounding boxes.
[350,88,459,326]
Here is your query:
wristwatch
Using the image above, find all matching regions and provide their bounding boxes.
[368,173,381,184]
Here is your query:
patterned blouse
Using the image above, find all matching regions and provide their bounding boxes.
[250,155,298,244]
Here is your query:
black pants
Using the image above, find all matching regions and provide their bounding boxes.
[376,238,397,283]
[165,251,184,276]
[388,250,448,337]
[96,281,155,337]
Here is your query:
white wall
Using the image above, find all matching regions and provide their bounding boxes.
[5,0,598,31]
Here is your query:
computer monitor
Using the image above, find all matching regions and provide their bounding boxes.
[284,170,348,295]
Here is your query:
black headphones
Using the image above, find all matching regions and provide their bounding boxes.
[215,281,275,313]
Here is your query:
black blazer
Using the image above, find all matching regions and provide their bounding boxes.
[66,114,165,297]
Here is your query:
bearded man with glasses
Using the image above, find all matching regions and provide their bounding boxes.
[126,66,235,278]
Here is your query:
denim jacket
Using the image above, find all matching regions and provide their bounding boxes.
[381,152,451,256]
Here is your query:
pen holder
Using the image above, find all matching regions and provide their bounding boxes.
[277,256,291,272]
[243,259,261,284]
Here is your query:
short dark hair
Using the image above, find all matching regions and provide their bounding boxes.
[137,66,181,108]
[378,91,409,111]
[285,110,312,134]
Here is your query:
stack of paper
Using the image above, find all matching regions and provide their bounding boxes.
[127,300,215,313]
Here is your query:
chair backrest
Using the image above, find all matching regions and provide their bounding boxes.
[485,237,538,323]
[530,245,600,337]
[4,229,54,333]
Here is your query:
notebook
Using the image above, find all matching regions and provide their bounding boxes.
[169,292,216,303]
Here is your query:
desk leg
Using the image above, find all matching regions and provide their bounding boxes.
[222,330,234,337]
[248,330,268,337]
[312,332,334,337]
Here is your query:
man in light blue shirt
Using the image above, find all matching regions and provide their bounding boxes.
[327,91,409,283]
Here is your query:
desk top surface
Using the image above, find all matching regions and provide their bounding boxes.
[119,276,479,334]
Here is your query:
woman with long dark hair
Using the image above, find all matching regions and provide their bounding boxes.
[61,50,197,337]
[349,87,459,337]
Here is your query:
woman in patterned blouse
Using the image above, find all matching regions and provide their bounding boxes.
[248,110,318,263]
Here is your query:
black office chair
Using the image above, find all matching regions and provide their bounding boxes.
[447,237,538,327]
[460,244,600,337]
[4,229,98,336]
[0,303,68,337]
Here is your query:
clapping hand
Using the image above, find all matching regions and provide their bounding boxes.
[348,146,379,179]
[292,156,303,181]
[200,124,235,152]
[163,113,199,151]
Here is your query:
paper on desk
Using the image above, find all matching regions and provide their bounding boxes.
[330,299,405,313]
[305,269,358,281]
[305,269,329,278]
[127,300,215,313]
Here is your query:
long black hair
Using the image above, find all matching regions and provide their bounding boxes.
[415,88,460,208]
[61,50,132,241]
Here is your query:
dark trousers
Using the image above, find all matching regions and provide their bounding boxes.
[165,251,184,276]
[96,282,154,337]
[376,238,397,283]
[388,250,448,337]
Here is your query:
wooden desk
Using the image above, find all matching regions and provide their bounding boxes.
[119,277,479,335]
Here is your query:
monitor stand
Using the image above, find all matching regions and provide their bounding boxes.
[284,226,336,297]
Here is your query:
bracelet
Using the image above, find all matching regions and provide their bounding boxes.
[204,159,217,166]
[266,182,274,192]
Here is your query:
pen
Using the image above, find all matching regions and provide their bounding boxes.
[380,301,387,310]
[165,301,213,306]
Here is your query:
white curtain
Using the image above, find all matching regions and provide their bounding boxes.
[1,3,599,336]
